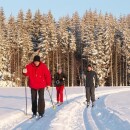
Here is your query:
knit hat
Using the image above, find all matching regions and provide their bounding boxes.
[58,66,62,70]
[33,55,40,62]
[87,64,92,68]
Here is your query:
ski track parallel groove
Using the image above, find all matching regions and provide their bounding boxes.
[83,88,130,130]
[12,95,83,130]
[49,96,86,130]
[5,87,130,130]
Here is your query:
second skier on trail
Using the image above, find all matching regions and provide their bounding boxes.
[84,64,99,107]
[54,67,67,106]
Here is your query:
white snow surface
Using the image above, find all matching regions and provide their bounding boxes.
[0,86,130,130]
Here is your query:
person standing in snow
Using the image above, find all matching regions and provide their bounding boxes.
[84,64,98,107]
[23,55,51,117]
[54,67,66,105]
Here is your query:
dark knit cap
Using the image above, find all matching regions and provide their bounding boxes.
[33,55,40,62]
[58,66,62,70]
[87,64,92,67]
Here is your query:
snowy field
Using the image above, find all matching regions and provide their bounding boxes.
[0,86,130,130]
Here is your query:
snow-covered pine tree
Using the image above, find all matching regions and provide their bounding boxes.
[32,10,43,53]
[0,8,11,84]
[22,9,33,64]
[15,10,25,86]
[17,10,34,86]
[71,12,82,86]
[56,17,69,86]
[82,10,96,84]
[68,20,76,86]
[126,15,130,85]
[7,15,18,86]
[96,14,116,86]
[82,12,115,86]
[25,9,33,36]
[46,11,57,76]
[42,11,57,67]
[0,8,130,87]
[120,17,130,86]
[57,16,76,86]
[112,21,122,86]
[65,26,76,87]
[56,17,68,79]
[105,14,116,86]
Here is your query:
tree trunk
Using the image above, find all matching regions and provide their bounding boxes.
[119,53,122,86]
[56,50,59,71]
[59,51,61,66]
[68,52,70,87]
[71,52,74,87]
[125,57,128,86]
[115,45,118,86]
[18,48,20,86]
[52,51,55,87]
[47,54,50,68]
[110,54,113,86]
[63,57,66,72]
[122,57,125,86]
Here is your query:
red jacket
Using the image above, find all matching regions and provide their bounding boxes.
[23,62,51,90]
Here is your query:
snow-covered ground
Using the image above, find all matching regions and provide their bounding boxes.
[0,86,130,130]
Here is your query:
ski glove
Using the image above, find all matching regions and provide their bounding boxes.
[46,86,51,90]
[95,85,98,88]
[23,68,27,73]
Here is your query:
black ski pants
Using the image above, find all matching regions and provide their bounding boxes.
[85,86,95,103]
[31,88,45,115]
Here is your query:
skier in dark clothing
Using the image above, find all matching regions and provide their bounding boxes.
[54,67,66,105]
[23,55,51,118]
[84,64,98,107]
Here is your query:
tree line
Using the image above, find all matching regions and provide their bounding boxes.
[0,7,129,87]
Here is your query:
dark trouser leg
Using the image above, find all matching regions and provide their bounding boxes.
[90,87,95,102]
[86,87,90,103]
[31,88,37,115]
[38,88,45,116]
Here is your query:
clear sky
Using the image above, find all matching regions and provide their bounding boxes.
[0,0,130,20]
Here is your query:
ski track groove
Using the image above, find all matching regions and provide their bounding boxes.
[3,87,130,130]
[12,104,58,130]
[29,95,83,130]
[11,108,50,130]
[83,88,130,130]
[49,96,86,130]
[12,95,83,130]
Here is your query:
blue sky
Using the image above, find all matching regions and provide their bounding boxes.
[0,0,130,20]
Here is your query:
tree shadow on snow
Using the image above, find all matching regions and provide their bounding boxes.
[0,95,31,100]
[0,107,25,113]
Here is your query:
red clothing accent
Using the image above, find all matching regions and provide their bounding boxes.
[23,62,51,90]
[56,85,64,102]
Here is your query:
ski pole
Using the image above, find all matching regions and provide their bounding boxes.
[47,88,56,109]
[51,85,54,99]
[25,77,28,115]
[64,87,68,104]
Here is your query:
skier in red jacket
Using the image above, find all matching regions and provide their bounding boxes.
[23,55,51,118]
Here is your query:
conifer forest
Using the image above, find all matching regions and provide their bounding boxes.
[0,8,130,87]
